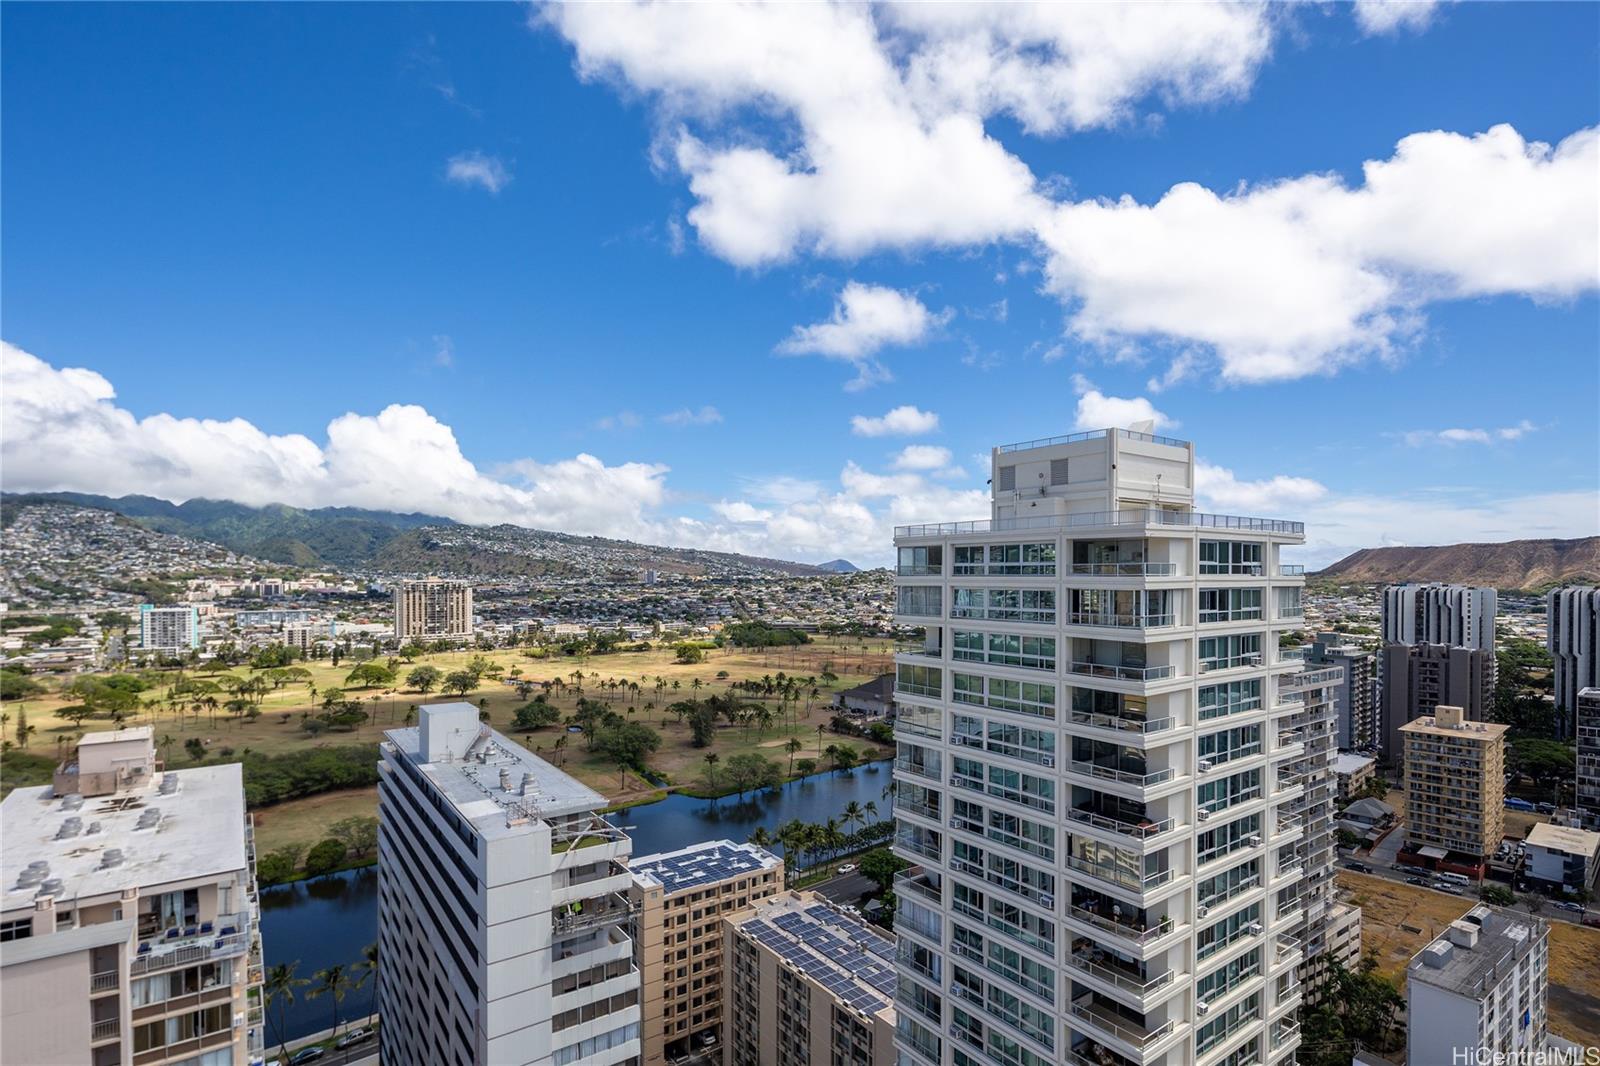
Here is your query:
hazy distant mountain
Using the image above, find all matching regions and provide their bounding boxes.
[816,559,860,573]
[1,493,833,578]
[1315,537,1600,591]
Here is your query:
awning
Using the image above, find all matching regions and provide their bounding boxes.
[1417,845,1449,859]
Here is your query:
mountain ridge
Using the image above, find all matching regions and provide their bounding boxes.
[0,492,831,577]
[1314,536,1600,591]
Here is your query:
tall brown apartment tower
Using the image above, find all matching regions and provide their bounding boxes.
[628,840,783,1066]
[1380,641,1494,761]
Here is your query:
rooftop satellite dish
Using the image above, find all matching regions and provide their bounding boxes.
[1128,419,1156,434]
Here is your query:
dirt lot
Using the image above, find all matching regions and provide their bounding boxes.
[1338,871,1600,1044]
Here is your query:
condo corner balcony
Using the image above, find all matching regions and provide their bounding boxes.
[1067,988,1186,1061]
[894,508,1305,540]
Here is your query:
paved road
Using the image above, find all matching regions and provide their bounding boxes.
[812,871,875,903]
[265,1036,379,1066]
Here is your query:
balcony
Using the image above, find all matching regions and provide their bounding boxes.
[1272,933,1303,969]
[1070,660,1176,683]
[895,679,943,700]
[895,756,942,782]
[1197,873,1261,913]
[897,564,942,577]
[1067,759,1176,789]
[1069,562,1179,577]
[895,508,1302,538]
[1199,609,1265,625]
[1271,1018,1301,1051]
[552,892,637,934]
[896,644,944,660]
[132,913,253,975]
[1278,565,1306,576]
[1068,612,1176,630]
[1069,709,1176,737]
[91,1019,120,1043]
[1199,653,1263,674]
[1067,806,1178,844]
[895,869,944,907]
[1068,993,1177,1050]
[1068,945,1176,1002]
[90,970,119,994]
[895,832,942,862]
[1065,854,1173,895]
[1065,900,1184,951]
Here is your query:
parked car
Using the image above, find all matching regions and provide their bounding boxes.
[1406,876,1432,886]
[1345,861,1373,873]
[1555,901,1584,913]
[336,1028,373,1049]
[837,863,857,874]
[1432,882,1464,895]
[1536,802,1557,814]
[289,1048,325,1066]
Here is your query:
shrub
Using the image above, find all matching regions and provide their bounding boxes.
[303,838,348,877]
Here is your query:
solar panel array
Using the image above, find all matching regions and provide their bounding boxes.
[740,903,895,1015]
[632,841,777,893]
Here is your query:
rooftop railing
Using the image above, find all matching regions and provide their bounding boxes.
[896,508,1303,539]
[996,428,1191,453]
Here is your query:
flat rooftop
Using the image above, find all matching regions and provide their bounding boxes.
[631,839,781,894]
[385,706,607,841]
[1526,821,1600,858]
[1400,716,1509,741]
[730,892,895,1019]
[1,764,248,914]
[1408,904,1545,999]
[1334,752,1376,775]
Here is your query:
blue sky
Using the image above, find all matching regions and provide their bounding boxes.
[3,2,1596,566]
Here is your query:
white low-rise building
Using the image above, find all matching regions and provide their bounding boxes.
[1406,905,1547,1066]
[1522,822,1600,894]
[378,703,639,1066]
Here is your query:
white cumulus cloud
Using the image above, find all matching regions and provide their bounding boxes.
[892,445,953,471]
[542,6,1595,386]
[1071,376,1173,432]
[1402,420,1538,446]
[777,283,951,389]
[851,405,939,437]
[1353,0,1440,35]
[658,405,723,427]
[445,151,512,194]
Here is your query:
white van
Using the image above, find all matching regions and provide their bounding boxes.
[1434,871,1471,887]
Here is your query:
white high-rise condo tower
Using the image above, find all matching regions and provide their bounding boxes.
[378,703,640,1066]
[890,427,1338,1066]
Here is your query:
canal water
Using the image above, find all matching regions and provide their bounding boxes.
[259,761,891,1043]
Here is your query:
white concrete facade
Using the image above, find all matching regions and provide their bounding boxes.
[1406,906,1547,1066]
[138,605,200,651]
[378,704,639,1066]
[1548,587,1599,740]
[889,427,1328,1066]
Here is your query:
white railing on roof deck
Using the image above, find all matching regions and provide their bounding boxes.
[895,508,1303,539]
[996,428,1191,453]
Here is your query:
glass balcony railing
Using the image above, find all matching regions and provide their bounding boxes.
[1067,807,1177,840]
[1066,854,1173,894]
[1068,949,1175,997]
[1069,562,1178,576]
[1069,709,1176,735]
[1068,760,1176,788]
[1278,565,1306,576]
[1069,661,1176,682]
[1199,653,1263,673]
[1068,612,1176,629]
[897,564,942,576]
[1068,994,1176,1048]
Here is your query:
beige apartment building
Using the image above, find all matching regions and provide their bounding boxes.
[628,840,783,1066]
[392,577,474,642]
[1401,705,1508,863]
[723,891,896,1066]
[0,728,264,1066]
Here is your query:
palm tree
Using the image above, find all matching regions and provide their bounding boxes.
[842,800,865,834]
[816,723,827,753]
[308,963,353,1040]
[784,737,803,776]
[264,962,309,1065]
[749,826,774,848]
[863,800,879,824]
[703,752,720,787]
[352,942,380,1027]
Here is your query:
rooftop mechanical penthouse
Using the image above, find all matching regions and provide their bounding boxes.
[890,427,1332,1066]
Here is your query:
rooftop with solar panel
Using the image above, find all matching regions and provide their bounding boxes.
[729,891,897,1019]
[630,839,782,892]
